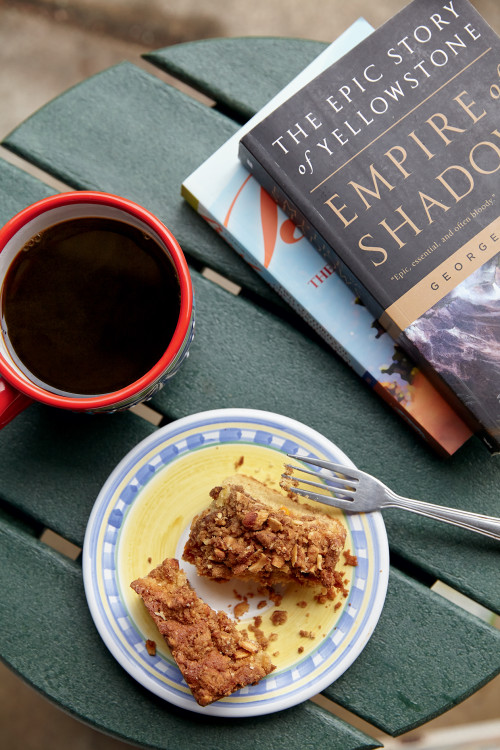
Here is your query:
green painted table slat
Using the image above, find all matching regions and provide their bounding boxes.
[323,569,500,736]
[0,515,379,750]
[0,402,156,546]
[0,37,499,747]
[144,38,328,120]
[0,158,57,222]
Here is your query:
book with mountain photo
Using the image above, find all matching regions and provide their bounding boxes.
[182,18,472,456]
[239,0,500,453]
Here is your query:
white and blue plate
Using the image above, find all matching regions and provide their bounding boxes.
[83,408,389,717]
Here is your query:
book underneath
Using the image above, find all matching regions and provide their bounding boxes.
[239,0,500,453]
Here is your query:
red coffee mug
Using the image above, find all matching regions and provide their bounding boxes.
[0,191,194,428]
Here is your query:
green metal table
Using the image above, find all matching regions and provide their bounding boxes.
[0,38,499,750]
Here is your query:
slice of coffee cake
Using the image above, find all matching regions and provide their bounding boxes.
[183,475,347,599]
[130,558,274,706]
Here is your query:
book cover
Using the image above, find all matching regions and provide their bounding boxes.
[182,18,472,456]
[239,0,499,453]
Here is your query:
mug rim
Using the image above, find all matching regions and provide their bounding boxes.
[0,190,193,410]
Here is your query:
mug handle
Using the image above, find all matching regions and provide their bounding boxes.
[0,375,32,428]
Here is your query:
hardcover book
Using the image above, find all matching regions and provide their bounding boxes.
[239,0,499,453]
[182,19,472,456]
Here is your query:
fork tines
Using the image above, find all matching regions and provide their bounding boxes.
[281,453,358,505]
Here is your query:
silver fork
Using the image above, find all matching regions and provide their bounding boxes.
[283,454,500,540]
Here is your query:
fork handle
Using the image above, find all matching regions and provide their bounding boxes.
[385,491,500,540]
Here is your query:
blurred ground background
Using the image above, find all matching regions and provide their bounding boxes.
[0,0,499,748]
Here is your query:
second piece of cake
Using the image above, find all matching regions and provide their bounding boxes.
[183,474,347,600]
[131,558,274,706]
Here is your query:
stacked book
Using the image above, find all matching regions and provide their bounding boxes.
[182,12,481,457]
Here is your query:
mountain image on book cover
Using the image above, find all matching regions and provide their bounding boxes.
[405,254,500,423]
[239,0,500,452]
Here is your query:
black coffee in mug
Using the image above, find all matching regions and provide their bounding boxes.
[1,216,181,396]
